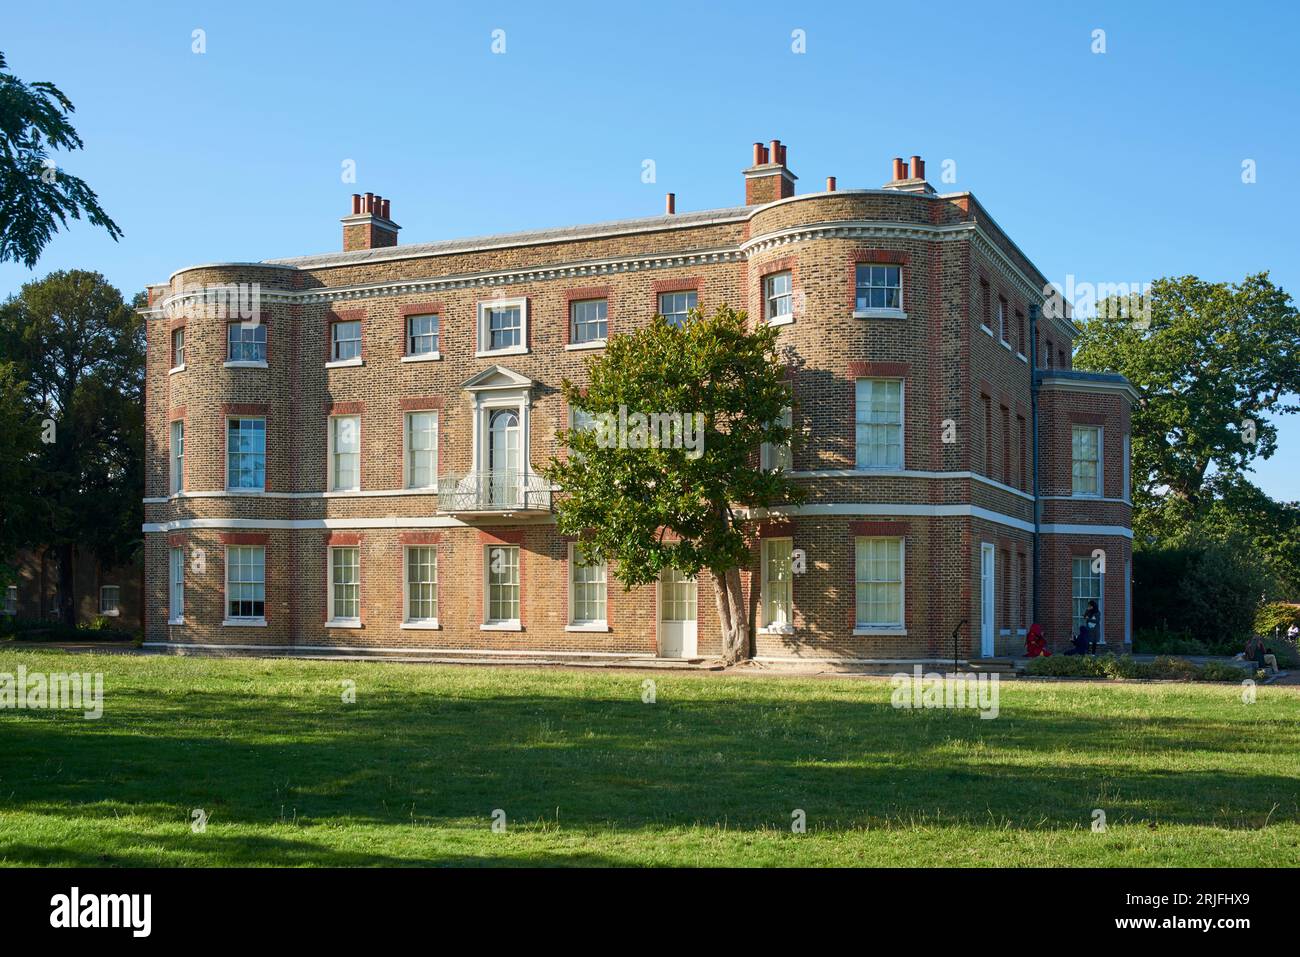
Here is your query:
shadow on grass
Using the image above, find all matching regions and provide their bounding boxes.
[3,681,1296,859]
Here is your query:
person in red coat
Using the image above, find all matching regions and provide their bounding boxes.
[1025,623,1051,658]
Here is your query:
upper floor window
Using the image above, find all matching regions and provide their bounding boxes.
[855,265,902,314]
[998,297,1009,343]
[1072,425,1101,497]
[1122,433,1131,501]
[225,545,265,622]
[407,314,439,356]
[980,279,992,329]
[658,290,697,327]
[764,271,793,324]
[330,416,360,491]
[226,417,266,490]
[761,407,793,471]
[331,320,361,362]
[405,411,438,489]
[855,537,904,629]
[170,420,184,494]
[99,585,120,616]
[1015,310,1026,354]
[171,328,185,369]
[228,321,267,363]
[855,378,903,469]
[570,299,608,345]
[477,298,527,355]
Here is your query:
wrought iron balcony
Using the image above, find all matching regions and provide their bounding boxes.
[435,470,553,516]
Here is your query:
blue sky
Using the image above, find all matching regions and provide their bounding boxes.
[3,0,1298,498]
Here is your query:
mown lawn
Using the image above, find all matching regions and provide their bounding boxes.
[0,649,1297,866]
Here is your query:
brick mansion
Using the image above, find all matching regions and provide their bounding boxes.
[141,141,1136,663]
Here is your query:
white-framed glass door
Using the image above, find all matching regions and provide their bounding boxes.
[488,408,521,506]
[980,543,996,657]
[658,567,698,658]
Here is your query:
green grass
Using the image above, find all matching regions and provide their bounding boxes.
[1,649,1297,866]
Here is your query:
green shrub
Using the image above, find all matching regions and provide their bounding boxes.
[1197,660,1252,683]
[1026,655,1106,678]
[1100,654,1150,679]
[1133,628,1207,656]
[1149,655,1201,680]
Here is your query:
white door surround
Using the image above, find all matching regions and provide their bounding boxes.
[980,543,995,657]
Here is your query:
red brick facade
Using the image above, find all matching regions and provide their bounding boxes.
[140,145,1134,662]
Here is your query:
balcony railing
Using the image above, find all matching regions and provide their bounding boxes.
[436,470,553,515]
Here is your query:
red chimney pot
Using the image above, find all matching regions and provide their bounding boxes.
[351,193,361,214]
[826,176,837,192]
[665,193,676,215]
[910,155,924,180]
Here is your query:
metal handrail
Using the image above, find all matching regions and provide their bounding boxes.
[436,470,552,512]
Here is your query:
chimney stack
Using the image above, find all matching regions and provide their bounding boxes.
[665,192,676,215]
[883,153,935,194]
[826,176,837,192]
[743,138,797,205]
[342,193,400,251]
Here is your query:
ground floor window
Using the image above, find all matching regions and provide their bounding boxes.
[1071,556,1102,636]
[569,544,607,625]
[405,547,438,624]
[169,547,184,622]
[329,547,360,624]
[855,537,903,628]
[485,545,520,625]
[3,584,15,615]
[99,585,119,615]
[762,538,793,629]
[226,546,266,621]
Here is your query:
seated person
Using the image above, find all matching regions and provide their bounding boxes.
[1064,624,1090,656]
[1243,636,1280,674]
[1025,623,1051,658]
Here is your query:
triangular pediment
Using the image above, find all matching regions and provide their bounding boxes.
[460,365,534,392]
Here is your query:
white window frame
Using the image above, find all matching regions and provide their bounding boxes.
[223,545,266,626]
[168,546,184,624]
[853,536,905,634]
[764,271,794,326]
[1071,556,1104,644]
[760,537,794,634]
[855,378,904,470]
[997,296,1009,344]
[170,419,185,494]
[1122,433,1131,502]
[326,545,361,628]
[405,313,440,360]
[658,290,697,327]
[98,585,120,616]
[761,407,793,471]
[402,545,439,629]
[329,415,361,492]
[1071,425,1102,498]
[566,542,608,631]
[569,298,608,347]
[476,297,529,357]
[330,319,362,364]
[481,545,521,630]
[225,417,266,493]
[404,411,438,490]
[853,263,905,319]
[226,320,268,367]
[171,327,185,371]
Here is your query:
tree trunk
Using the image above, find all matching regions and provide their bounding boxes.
[713,567,750,664]
[58,541,75,627]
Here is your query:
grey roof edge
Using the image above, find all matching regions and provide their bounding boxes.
[1036,369,1140,401]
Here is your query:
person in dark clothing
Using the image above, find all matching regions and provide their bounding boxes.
[1084,600,1101,654]
[1064,624,1090,656]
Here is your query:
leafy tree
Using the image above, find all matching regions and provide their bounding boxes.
[0,360,40,587]
[0,50,122,267]
[542,305,803,663]
[1176,536,1271,647]
[1075,273,1300,541]
[0,271,143,624]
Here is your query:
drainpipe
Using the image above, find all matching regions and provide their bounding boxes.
[1028,304,1042,623]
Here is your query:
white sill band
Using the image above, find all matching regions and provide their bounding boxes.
[400,621,441,630]
[325,357,364,369]
[168,364,186,375]
[480,621,522,632]
[325,619,362,629]
[564,623,610,632]
[564,341,606,351]
[853,309,907,321]
[401,352,441,363]
[222,618,267,627]
[224,360,268,369]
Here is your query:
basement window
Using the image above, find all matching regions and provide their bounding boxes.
[99,586,120,616]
